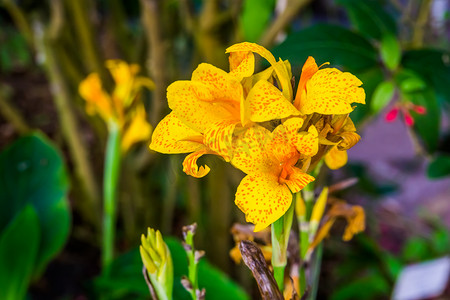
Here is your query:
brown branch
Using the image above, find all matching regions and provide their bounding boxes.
[239,240,284,300]
[259,0,312,48]
[140,0,168,126]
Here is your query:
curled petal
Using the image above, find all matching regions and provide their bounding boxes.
[228,51,255,80]
[300,68,365,115]
[150,112,204,154]
[226,42,292,101]
[325,146,348,170]
[182,149,211,178]
[244,80,299,124]
[338,132,361,150]
[284,167,315,194]
[291,124,319,157]
[235,173,292,232]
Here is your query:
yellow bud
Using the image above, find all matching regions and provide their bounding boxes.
[295,193,306,218]
[310,187,328,225]
[140,245,157,274]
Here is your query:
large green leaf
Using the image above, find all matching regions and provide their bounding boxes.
[271,24,378,74]
[0,133,70,275]
[337,0,397,39]
[402,49,450,104]
[240,0,275,42]
[428,155,450,178]
[0,205,40,300]
[92,237,250,300]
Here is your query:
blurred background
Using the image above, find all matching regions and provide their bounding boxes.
[0,0,450,299]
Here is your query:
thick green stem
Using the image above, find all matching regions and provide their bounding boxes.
[309,243,323,300]
[102,121,121,270]
[271,202,294,291]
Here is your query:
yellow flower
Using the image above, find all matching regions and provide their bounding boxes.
[152,42,299,175]
[308,201,365,253]
[79,60,154,152]
[324,146,348,170]
[293,56,366,115]
[232,123,315,232]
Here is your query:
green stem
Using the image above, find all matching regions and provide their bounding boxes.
[185,231,199,300]
[102,121,121,270]
[271,202,294,292]
[309,243,323,300]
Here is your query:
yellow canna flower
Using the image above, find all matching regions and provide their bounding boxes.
[308,201,365,253]
[293,56,365,115]
[232,124,315,232]
[79,60,154,152]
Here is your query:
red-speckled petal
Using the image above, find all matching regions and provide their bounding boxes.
[231,125,275,175]
[191,63,243,103]
[291,125,319,157]
[300,68,365,115]
[245,80,299,123]
[235,173,293,232]
[167,81,235,133]
[203,121,237,161]
[182,149,211,178]
[229,51,255,80]
[150,112,204,154]
[284,167,315,193]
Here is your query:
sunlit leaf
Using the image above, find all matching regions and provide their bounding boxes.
[371,80,395,114]
[240,0,275,42]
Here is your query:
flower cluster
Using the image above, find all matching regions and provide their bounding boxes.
[79,60,154,152]
[150,42,365,231]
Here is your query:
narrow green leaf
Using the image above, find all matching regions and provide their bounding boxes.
[380,34,401,71]
[428,155,450,178]
[240,0,275,42]
[0,205,40,300]
[337,0,397,39]
[271,24,378,74]
[371,80,395,113]
[400,77,426,93]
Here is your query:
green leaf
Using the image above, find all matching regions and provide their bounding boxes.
[0,205,40,300]
[331,272,390,300]
[380,34,401,70]
[402,237,430,262]
[337,0,397,39]
[408,88,440,153]
[402,49,450,104]
[428,155,450,178]
[0,133,70,275]
[371,80,395,113]
[240,0,275,42]
[400,77,426,93]
[271,24,378,74]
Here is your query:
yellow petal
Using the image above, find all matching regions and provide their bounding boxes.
[308,218,336,252]
[284,167,315,194]
[342,205,365,241]
[203,121,237,161]
[231,125,274,175]
[294,56,320,110]
[325,146,348,170]
[150,112,204,154]
[244,80,299,123]
[310,187,329,224]
[191,63,243,103]
[182,149,211,178]
[228,51,255,80]
[167,81,236,133]
[79,73,113,121]
[235,173,293,232]
[226,42,292,101]
[121,105,152,153]
[283,118,319,157]
[299,68,365,115]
